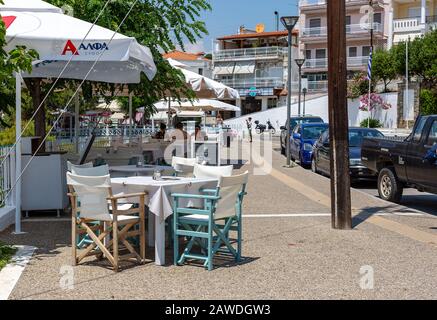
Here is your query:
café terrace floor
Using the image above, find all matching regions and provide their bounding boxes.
[1,140,436,300]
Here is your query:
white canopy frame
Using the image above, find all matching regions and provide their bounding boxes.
[2,0,156,234]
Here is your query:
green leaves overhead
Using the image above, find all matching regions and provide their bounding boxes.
[46,0,212,112]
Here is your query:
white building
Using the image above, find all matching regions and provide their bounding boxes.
[163,50,213,78]
[212,27,300,118]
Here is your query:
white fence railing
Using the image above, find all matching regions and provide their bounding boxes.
[304,56,369,69]
[213,47,287,62]
[301,23,382,37]
[0,145,14,207]
[393,18,421,33]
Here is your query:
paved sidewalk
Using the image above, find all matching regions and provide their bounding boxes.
[1,139,436,299]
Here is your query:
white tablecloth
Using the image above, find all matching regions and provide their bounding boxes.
[111,176,217,266]
[111,176,217,221]
[109,165,174,176]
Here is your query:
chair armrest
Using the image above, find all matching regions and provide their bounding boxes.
[107,192,147,200]
[199,189,217,194]
[171,193,221,201]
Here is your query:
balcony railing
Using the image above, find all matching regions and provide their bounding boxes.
[299,0,376,8]
[213,46,286,62]
[217,77,285,89]
[304,56,369,69]
[393,18,421,33]
[301,23,382,38]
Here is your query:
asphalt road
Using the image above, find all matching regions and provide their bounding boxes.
[353,180,437,216]
[272,138,437,217]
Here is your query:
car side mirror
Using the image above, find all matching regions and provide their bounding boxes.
[293,133,301,140]
[280,126,286,130]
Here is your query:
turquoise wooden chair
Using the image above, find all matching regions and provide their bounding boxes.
[172,171,249,271]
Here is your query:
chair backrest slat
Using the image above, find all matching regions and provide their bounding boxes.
[214,171,249,220]
[67,161,93,172]
[172,156,196,177]
[194,164,233,179]
[67,173,112,221]
[71,165,109,176]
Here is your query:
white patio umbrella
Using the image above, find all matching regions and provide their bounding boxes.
[1,0,157,233]
[179,99,240,112]
[2,1,156,83]
[167,58,239,100]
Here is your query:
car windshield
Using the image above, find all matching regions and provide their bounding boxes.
[291,117,323,129]
[302,126,328,140]
[349,130,384,147]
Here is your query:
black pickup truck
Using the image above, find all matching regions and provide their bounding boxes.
[361,115,437,203]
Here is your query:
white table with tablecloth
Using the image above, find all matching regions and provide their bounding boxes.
[111,176,218,265]
[109,165,174,177]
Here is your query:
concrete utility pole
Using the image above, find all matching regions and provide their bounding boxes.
[327,0,352,230]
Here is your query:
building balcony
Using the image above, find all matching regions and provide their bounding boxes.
[216,77,285,89]
[301,23,383,39]
[303,56,369,70]
[299,0,381,10]
[212,46,286,62]
[393,17,422,33]
[393,16,437,33]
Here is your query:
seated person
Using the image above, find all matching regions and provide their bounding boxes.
[194,125,207,141]
[154,123,167,140]
[171,122,188,141]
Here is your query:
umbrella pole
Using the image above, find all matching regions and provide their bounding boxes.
[74,93,80,153]
[13,73,24,234]
[167,99,171,127]
[129,92,133,145]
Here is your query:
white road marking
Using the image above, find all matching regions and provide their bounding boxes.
[0,245,36,300]
[243,212,425,218]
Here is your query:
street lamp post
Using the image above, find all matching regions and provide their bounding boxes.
[303,87,307,116]
[295,58,305,116]
[281,16,299,168]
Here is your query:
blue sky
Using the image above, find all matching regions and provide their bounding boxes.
[185,0,299,53]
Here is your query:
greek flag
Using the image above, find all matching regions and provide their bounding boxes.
[367,47,373,81]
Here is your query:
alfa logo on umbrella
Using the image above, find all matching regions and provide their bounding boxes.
[62,40,110,56]
[1,16,16,29]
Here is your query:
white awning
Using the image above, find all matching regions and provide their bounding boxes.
[233,61,255,74]
[214,63,235,75]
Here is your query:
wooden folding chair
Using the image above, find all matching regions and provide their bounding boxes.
[172,171,249,271]
[67,173,146,272]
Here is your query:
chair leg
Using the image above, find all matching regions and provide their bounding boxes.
[207,221,213,271]
[112,220,119,272]
[139,203,146,263]
[173,216,179,266]
[71,217,77,266]
[237,217,242,262]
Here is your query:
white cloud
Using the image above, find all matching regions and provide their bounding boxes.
[178,41,206,53]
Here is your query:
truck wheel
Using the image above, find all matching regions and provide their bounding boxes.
[378,168,403,203]
[311,157,318,174]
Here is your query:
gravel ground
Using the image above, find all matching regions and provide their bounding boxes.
[1,139,436,300]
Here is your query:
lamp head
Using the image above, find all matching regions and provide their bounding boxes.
[295,58,306,67]
[280,16,299,31]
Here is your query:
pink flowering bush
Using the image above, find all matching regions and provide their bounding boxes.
[359,93,392,112]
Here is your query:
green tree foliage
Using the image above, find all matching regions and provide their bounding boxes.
[371,49,397,93]
[391,29,437,89]
[0,0,39,127]
[360,118,383,128]
[420,89,437,115]
[347,72,370,99]
[47,0,212,111]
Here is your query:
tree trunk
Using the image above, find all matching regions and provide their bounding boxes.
[25,78,46,153]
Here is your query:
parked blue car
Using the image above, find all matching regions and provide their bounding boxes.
[290,122,328,167]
